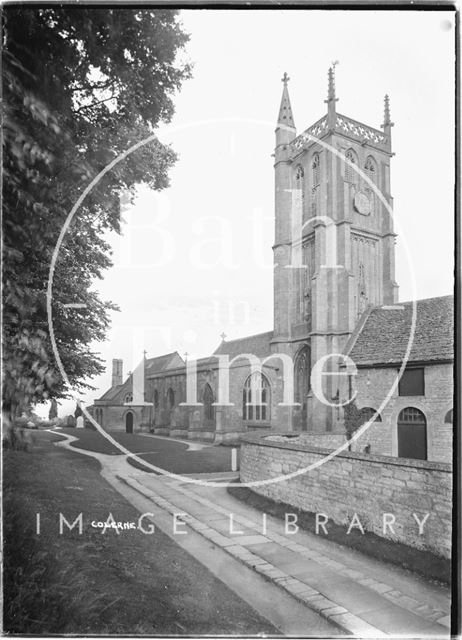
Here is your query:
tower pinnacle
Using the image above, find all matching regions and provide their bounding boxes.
[325,62,339,103]
[277,72,295,129]
[381,94,394,151]
[382,94,394,128]
[325,63,339,127]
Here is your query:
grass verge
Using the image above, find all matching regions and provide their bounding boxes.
[3,432,278,635]
[228,484,451,586]
[59,427,238,474]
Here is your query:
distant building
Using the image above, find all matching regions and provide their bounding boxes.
[89,68,453,462]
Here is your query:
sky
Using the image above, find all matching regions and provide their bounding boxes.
[39,9,455,418]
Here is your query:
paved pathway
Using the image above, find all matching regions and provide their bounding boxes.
[50,431,339,636]
[51,431,451,638]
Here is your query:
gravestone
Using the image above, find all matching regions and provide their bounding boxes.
[76,416,84,429]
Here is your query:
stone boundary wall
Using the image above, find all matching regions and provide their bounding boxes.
[240,434,452,559]
[267,433,347,449]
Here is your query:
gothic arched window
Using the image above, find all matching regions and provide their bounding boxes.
[345,149,358,183]
[124,393,133,403]
[312,153,320,187]
[294,346,310,430]
[203,384,215,423]
[295,165,305,210]
[364,155,377,183]
[444,409,453,424]
[358,262,368,315]
[153,389,159,409]
[242,372,271,422]
[167,388,175,410]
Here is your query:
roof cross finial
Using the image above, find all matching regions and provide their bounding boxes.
[281,72,290,86]
[220,332,227,342]
[143,349,147,359]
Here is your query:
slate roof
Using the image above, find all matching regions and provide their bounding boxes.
[145,352,183,374]
[213,331,273,360]
[98,384,124,401]
[97,377,131,402]
[348,295,454,367]
[97,352,183,402]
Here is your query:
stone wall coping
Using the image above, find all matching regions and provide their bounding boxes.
[239,433,452,473]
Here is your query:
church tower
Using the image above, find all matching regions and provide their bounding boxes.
[271,68,399,432]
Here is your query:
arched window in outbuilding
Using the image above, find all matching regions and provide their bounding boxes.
[242,372,271,422]
[398,407,427,460]
[360,407,382,423]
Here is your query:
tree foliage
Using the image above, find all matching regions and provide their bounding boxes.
[3,7,191,417]
[343,399,367,443]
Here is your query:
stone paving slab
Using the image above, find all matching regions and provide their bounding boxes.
[296,574,423,618]
[358,602,447,636]
[238,535,272,546]
[125,473,450,638]
[199,517,257,537]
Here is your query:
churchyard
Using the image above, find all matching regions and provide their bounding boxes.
[2,430,277,635]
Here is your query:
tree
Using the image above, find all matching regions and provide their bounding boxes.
[3,8,191,418]
[48,400,58,421]
[343,400,367,450]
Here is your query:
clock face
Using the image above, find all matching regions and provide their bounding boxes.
[354,191,371,216]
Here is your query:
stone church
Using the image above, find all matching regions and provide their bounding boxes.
[89,69,453,463]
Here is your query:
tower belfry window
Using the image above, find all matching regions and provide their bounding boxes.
[345,149,358,183]
[364,156,377,183]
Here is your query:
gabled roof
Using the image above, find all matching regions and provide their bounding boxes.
[97,352,184,402]
[145,351,183,375]
[213,331,273,361]
[98,385,123,401]
[347,295,454,367]
[97,377,131,402]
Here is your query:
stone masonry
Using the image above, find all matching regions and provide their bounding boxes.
[240,434,452,559]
